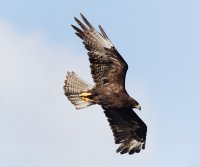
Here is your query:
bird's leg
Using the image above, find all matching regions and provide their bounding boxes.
[79,92,91,97]
[79,92,93,102]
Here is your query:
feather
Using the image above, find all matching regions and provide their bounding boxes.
[104,109,147,154]
[80,13,94,29]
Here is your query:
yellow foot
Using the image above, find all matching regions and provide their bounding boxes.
[79,92,92,97]
[81,97,93,102]
[79,92,93,102]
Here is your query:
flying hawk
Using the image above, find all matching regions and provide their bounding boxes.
[64,14,147,155]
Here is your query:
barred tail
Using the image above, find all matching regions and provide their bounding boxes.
[63,71,94,109]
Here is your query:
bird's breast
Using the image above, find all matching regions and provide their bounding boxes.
[92,85,132,109]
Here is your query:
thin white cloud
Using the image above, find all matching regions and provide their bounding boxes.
[0,20,155,167]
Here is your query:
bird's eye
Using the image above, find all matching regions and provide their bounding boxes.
[133,102,137,106]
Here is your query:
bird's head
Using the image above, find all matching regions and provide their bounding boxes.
[132,100,141,111]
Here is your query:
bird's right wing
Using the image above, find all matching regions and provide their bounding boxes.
[71,14,128,89]
[104,109,147,155]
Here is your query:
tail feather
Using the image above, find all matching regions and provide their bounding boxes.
[64,71,94,109]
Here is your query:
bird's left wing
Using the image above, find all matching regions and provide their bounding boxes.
[104,109,147,154]
[71,14,128,89]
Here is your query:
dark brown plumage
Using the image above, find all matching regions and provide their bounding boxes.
[63,13,147,155]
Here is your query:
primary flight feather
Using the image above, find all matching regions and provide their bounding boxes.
[63,13,147,155]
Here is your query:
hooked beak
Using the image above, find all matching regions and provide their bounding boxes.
[135,104,141,111]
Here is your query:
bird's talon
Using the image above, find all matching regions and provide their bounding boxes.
[81,97,93,102]
[79,92,92,97]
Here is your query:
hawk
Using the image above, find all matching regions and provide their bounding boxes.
[64,14,147,155]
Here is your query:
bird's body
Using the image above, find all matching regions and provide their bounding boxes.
[64,14,147,155]
[89,85,133,110]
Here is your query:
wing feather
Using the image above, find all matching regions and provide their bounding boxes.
[80,13,94,29]
[99,25,110,40]
[104,109,147,154]
[72,14,128,89]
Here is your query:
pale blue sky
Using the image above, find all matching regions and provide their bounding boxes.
[0,0,200,167]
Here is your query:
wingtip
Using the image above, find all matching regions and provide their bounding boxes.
[80,13,85,20]
[71,24,77,30]
[71,24,82,32]
[80,13,87,20]
[74,17,79,22]
[80,13,94,29]
[74,16,77,21]
[99,25,109,39]
[80,13,84,17]
[71,24,84,39]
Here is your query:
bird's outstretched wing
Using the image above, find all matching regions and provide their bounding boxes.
[104,109,147,154]
[72,14,128,89]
